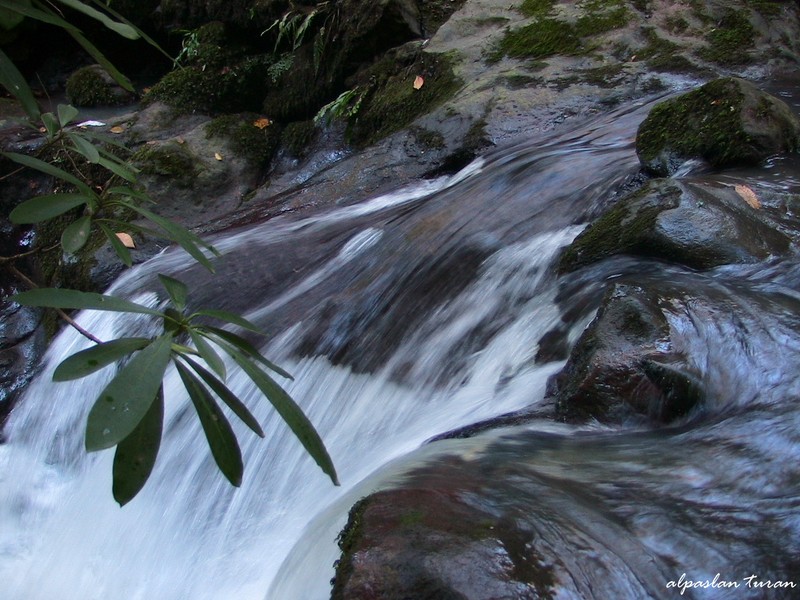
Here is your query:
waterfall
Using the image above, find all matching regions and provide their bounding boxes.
[0,102,647,599]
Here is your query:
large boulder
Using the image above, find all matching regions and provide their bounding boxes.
[558,178,792,273]
[636,77,800,176]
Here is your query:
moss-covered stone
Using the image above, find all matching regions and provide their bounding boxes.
[132,142,199,187]
[410,126,445,150]
[697,8,756,65]
[519,0,556,18]
[346,47,462,147]
[636,78,800,176]
[490,18,583,61]
[205,113,282,165]
[145,53,274,115]
[65,65,135,108]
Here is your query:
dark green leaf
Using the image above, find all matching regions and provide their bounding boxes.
[189,329,226,380]
[85,334,173,451]
[98,155,137,182]
[0,0,79,29]
[112,386,163,506]
[230,349,338,485]
[201,326,293,380]
[57,104,79,127]
[107,185,151,202]
[41,112,59,137]
[61,214,92,253]
[66,28,134,92]
[53,337,150,381]
[0,48,39,120]
[14,288,163,316]
[181,355,263,437]
[88,0,174,63]
[68,132,100,163]
[56,0,139,40]
[175,360,243,486]
[193,308,263,335]
[2,151,94,196]
[119,200,218,271]
[98,222,133,267]
[157,274,188,310]
[0,1,26,30]
[9,193,88,224]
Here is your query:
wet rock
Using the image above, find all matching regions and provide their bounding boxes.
[66,64,136,108]
[558,178,792,273]
[636,77,800,176]
[332,486,556,600]
[550,282,702,424]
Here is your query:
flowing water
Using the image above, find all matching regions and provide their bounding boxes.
[2,95,800,599]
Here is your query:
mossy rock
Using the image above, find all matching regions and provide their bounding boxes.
[636,77,800,176]
[281,120,319,157]
[205,113,282,166]
[132,141,199,188]
[65,65,135,108]
[346,46,462,147]
[558,178,792,273]
[696,8,755,66]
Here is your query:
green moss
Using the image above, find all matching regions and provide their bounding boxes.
[520,0,556,18]
[697,9,755,65]
[65,66,129,108]
[490,18,583,62]
[347,50,462,148]
[575,6,630,37]
[636,78,757,173]
[664,15,689,34]
[747,0,783,18]
[502,73,542,89]
[280,120,318,157]
[205,113,282,165]
[558,183,680,273]
[132,142,199,187]
[146,49,273,115]
[576,63,625,87]
[331,496,372,600]
[410,126,446,150]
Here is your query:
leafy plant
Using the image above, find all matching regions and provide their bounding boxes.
[0,0,338,504]
[314,86,370,125]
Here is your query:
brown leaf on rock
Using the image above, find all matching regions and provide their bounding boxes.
[413,75,424,90]
[735,184,761,209]
[214,152,223,161]
[253,117,271,129]
[116,232,135,248]
[110,125,125,134]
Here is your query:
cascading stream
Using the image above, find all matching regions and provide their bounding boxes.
[5,97,796,599]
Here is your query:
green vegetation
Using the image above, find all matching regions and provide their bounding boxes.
[347,51,462,147]
[281,120,319,157]
[520,0,556,18]
[0,0,338,506]
[410,126,446,150]
[697,8,755,65]
[132,142,199,187]
[65,66,132,107]
[206,114,282,165]
[490,19,582,61]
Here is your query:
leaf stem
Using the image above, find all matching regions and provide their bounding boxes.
[5,264,104,344]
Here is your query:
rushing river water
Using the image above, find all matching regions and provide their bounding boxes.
[2,94,800,599]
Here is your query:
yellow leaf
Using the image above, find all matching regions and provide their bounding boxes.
[413,75,424,90]
[110,125,125,134]
[115,232,135,248]
[253,117,271,129]
[214,152,223,161]
[735,184,760,209]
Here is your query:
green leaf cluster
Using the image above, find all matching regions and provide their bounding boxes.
[15,278,338,505]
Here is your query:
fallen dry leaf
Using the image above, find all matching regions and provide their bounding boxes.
[413,75,424,90]
[110,125,125,134]
[735,184,761,209]
[214,152,223,161]
[253,117,271,129]
[115,232,135,248]
[176,136,185,145]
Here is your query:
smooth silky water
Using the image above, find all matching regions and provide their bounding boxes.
[2,97,800,599]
